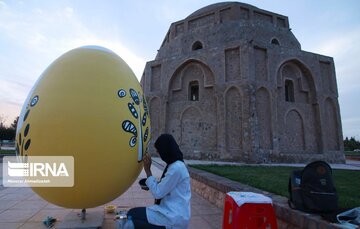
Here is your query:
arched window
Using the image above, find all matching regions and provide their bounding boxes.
[271,38,280,45]
[285,79,294,102]
[189,81,199,101]
[192,41,203,50]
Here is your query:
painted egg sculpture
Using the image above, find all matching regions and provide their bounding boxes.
[15,46,151,209]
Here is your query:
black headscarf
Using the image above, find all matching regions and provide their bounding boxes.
[154,134,183,165]
[153,134,183,205]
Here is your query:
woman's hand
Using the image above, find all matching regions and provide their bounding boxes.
[143,153,152,177]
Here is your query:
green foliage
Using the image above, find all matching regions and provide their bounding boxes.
[0,127,16,141]
[345,151,360,156]
[0,116,18,141]
[191,164,360,209]
[10,117,18,130]
[0,150,15,154]
[344,137,360,151]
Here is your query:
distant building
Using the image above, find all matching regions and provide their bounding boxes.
[141,2,345,163]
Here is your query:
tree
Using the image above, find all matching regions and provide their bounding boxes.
[10,116,19,130]
[344,137,360,151]
[0,115,6,143]
[0,115,5,128]
[0,116,17,142]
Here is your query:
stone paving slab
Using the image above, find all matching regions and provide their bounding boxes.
[0,162,223,229]
[56,210,104,229]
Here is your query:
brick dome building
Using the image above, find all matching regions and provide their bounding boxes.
[141,2,345,163]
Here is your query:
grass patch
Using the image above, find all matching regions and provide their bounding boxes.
[345,151,360,156]
[0,150,16,154]
[190,164,360,209]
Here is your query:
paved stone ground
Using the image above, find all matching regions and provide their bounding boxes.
[0,157,358,229]
[0,161,222,229]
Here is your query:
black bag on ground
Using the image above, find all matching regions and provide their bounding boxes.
[288,160,338,213]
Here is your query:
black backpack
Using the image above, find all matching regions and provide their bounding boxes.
[288,161,338,213]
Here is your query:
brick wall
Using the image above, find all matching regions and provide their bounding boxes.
[142,2,345,164]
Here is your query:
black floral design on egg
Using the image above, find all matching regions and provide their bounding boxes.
[30,95,39,107]
[144,127,149,142]
[129,89,140,105]
[118,87,149,162]
[24,139,31,151]
[129,136,137,147]
[128,103,138,119]
[17,95,39,156]
[142,112,147,126]
[24,124,30,137]
[118,89,126,98]
[122,120,138,147]
[122,120,137,136]
[23,109,30,122]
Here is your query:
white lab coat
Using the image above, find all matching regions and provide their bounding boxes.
[146,161,191,229]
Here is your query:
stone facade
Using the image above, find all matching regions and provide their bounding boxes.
[141,2,345,163]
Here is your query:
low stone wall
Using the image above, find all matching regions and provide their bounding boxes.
[189,167,341,229]
[346,156,360,161]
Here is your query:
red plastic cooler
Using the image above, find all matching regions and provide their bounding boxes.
[222,192,277,229]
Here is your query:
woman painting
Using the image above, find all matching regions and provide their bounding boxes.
[127,134,191,229]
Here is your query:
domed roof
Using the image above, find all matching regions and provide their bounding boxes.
[186,1,257,19]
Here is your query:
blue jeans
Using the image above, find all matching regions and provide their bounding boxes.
[127,207,166,229]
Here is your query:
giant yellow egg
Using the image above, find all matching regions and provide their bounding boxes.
[15,46,151,209]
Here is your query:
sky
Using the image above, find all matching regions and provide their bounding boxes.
[0,0,359,139]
